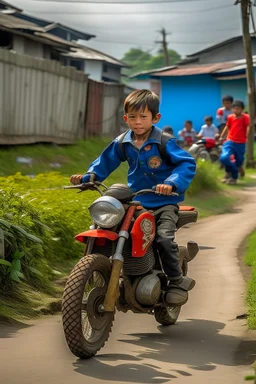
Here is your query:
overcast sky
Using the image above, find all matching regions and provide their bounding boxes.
[8,0,251,59]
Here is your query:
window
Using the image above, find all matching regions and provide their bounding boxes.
[0,31,12,49]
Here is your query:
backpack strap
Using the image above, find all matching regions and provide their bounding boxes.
[157,132,174,162]
[117,129,174,162]
[117,129,129,160]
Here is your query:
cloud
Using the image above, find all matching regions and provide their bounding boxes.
[9,0,243,58]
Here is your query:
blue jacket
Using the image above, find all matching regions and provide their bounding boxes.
[82,127,196,208]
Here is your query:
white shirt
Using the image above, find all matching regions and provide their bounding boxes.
[198,124,219,139]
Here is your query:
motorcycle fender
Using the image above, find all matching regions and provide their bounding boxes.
[131,212,156,258]
[75,229,118,244]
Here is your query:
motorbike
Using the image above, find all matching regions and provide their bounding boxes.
[62,181,199,359]
[188,138,222,162]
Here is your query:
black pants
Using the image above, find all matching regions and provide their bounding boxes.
[154,205,182,279]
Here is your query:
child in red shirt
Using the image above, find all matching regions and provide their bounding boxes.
[220,100,250,185]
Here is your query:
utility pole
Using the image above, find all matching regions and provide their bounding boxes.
[155,28,170,66]
[235,0,255,166]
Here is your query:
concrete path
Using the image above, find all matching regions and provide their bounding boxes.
[1,188,256,384]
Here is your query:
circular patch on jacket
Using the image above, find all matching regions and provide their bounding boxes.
[148,156,162,169]
[144,145,152,151]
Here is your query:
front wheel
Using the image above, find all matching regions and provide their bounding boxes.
[62,254,114,359]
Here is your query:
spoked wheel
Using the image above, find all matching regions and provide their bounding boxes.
[154,246,188,326]
[62,254,114,359]
[196,149,211,162]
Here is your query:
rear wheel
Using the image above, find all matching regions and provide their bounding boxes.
[154,246,188,326]
[62,254,114,359]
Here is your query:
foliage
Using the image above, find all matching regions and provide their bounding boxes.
[187,160,221,197]
[245,231,256,329]
[121,48,181,76]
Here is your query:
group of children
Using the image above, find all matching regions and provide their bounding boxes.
[178,95,235,146]
[176,95,250,185]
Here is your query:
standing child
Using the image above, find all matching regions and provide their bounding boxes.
[220,100,250,185]
[70,89,196,305]
[216,95,233,133]
[197,116,219,140]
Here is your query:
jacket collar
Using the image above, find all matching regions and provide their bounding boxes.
[122,126,162,145]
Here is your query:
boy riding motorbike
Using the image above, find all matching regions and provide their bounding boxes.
[70,89,196,305]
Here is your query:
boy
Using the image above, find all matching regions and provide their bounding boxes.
[178,120,197,146]
[220,100,250,185]
[216,95,233,133]
[70,90,196,305]
[197,116,219,140]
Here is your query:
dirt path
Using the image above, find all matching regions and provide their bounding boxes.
[1,188,256,384]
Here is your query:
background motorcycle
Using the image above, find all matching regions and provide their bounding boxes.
[62,182,199,359]
[188,138,222,162]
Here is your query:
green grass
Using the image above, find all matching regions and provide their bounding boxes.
[245,231,256,329]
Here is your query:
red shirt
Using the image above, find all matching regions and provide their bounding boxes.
[226,113,250,143]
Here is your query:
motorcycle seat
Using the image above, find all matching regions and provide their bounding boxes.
[177,206,198,229]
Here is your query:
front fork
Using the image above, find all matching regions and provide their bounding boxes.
[103,205,137,312]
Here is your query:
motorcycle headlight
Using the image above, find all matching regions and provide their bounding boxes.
[89,196,125,228]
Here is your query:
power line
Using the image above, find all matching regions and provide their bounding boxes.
[31,0,226,4]
[94,38,214,44]
[29,4,233,14]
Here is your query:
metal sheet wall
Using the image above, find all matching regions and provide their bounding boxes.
[0,49,88,144]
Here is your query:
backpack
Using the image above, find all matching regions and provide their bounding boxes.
[117,129,174,163]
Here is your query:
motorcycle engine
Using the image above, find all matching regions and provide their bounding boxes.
[135,274,161,306]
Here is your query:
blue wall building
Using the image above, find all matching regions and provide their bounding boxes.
[159,74,221,133]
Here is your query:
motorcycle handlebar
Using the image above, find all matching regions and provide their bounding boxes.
[63,182,179,197]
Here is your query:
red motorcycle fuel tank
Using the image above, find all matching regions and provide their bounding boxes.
[130,212,156,258]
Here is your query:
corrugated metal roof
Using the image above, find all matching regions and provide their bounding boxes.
[62,45,128,67]
[186,36,242,58]
[0,12,45,31]
[0,0,22,12]
[35,32,78,48]
[129,66,176,78]
[153,62,238,76]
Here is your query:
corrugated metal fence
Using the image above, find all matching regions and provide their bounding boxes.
[0,49,124,145]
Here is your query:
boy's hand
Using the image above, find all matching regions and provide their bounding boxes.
[156,184,173,195]
[70,174,83,185]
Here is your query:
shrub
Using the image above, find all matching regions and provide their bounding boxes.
[188,160,221,197]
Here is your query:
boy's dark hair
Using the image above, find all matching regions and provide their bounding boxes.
[185,120,193,125]
[232,100,245,109]
[124,89,159,118]
[222,95,234,103]
[162,125,174,135]
[204,116,213,122]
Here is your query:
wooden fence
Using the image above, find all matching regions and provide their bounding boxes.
[0,49,124,145]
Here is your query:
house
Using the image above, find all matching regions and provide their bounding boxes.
[61,45,128,82]
[180,35,256,65]
[147,58,256,134]
[0,12,78,59]
[8,8,126,82]
[12,12,95,42]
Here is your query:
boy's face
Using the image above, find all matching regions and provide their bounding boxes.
[205,119,212,126]
[232,106,243,116]
[223,100,232,110]
[123,107,161,137]
[184,122,192,131]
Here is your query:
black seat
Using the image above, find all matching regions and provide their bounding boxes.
[177,209,198,229]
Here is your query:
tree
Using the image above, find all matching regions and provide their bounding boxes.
[122,48,181,77]
[145,50,181,70]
